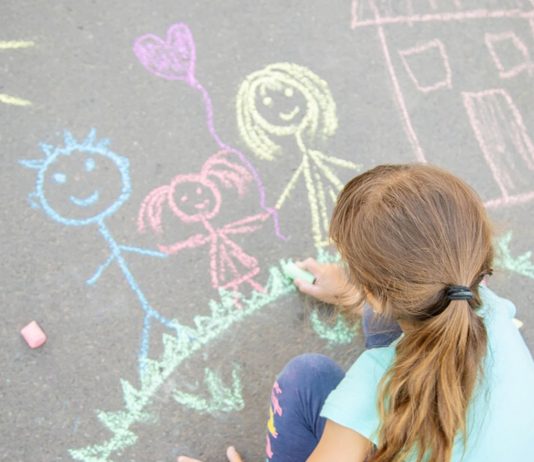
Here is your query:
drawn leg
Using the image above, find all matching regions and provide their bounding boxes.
[302,156,329,249]
[139,314,153,375]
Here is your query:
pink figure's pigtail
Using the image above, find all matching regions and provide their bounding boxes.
[202,150,253,196]
[137,185,170,234]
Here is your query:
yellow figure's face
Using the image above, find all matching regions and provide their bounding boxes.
[255,81,308,131]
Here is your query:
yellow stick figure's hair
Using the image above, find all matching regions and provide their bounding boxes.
[237,62,338,161]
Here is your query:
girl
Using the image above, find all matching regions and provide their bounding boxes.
[179,164,534,462]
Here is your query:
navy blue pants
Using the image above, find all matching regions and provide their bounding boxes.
[265,306,402,461]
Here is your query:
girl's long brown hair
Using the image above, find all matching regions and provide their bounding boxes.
[330,165,493,462]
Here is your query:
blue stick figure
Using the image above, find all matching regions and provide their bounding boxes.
[20,129,190,378]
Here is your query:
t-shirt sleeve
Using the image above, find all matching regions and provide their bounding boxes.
[320,349,393,444]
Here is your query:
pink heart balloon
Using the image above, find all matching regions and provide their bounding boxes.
[133,23,196,83]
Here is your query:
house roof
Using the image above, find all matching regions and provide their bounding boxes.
[351,0,534,28]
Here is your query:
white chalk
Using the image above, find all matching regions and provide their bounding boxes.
[20,321,47,349]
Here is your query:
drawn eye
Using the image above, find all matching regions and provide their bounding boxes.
[196,187,202,195]
[262,96,273,107]
[180,195,188,203]
[53,172,67,184]
[284,87,294,98]
[85,158,96,172]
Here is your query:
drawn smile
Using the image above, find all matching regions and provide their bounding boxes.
[279,106,300,121]
[70,190,100,207]
[194,199,210,210]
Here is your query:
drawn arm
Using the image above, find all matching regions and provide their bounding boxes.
[221,212,271,236]
[158,233,211,255]
[119,245,168,258]
[309,150,360,191]
[86,253,117,285]
[311,150,361,169]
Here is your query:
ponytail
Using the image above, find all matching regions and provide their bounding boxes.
[373,297,487,462]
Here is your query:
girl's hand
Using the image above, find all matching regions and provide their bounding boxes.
[178,446,243,462]
[294,258,361,308]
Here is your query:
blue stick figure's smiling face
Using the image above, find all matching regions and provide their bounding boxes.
[52,156,102,208]
[28,132,131,227]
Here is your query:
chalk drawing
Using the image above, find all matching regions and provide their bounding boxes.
[485,32,533,79]
[236,63,361,249]
[367,1,427,163]
[495,231,534,279]
[399,39,452,92]
[351,1,534,173]
[309,310,359,346]
[266,381,282,460]
[0,40,35,49]
[0,40,35,106]
[138,150,268,293]
[173,365,244,414]
[133,23,283,240]
[462,89,534,209]
[351,1,534,29]
[20,130,188,377]
[69,262,295,462]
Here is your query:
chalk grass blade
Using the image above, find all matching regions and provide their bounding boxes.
[495,231,534,279]
[173,366,245,414]
[310,310,358,346]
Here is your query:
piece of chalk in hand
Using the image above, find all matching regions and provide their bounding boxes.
[283,260,315,284]
[20,321,47,349]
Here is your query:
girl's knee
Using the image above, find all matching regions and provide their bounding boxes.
[277,353,344,387]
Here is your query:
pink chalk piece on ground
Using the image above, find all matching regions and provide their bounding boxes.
[20,321,47,349]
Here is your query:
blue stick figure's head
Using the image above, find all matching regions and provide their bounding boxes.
[20,130,131,226]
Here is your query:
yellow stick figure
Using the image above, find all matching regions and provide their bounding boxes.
[237,63,361,249]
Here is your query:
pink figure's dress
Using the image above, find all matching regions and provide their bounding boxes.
[159,213,268,293]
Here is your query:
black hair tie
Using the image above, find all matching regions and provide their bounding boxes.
[446,285,473,301]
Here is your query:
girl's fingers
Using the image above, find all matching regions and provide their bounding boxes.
[296,258,321,276]
[177,457,202,462]
[226,446,243,462]
[295,279,322,298]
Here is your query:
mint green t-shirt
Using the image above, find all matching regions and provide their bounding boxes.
[320,286,534,460]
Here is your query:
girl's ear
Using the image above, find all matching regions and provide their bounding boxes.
[365,290,384,314]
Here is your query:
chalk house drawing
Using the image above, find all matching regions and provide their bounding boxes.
[20,130,189,378]
[236,63,361,250]
[0,40,35,106]
[133,23,284,240]
[351,0,534,209]
[138,150,270,293]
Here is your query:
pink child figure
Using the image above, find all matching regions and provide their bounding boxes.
[138,150,269,293]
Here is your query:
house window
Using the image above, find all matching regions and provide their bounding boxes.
[399,39,452,93]
[485,32,532,79]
